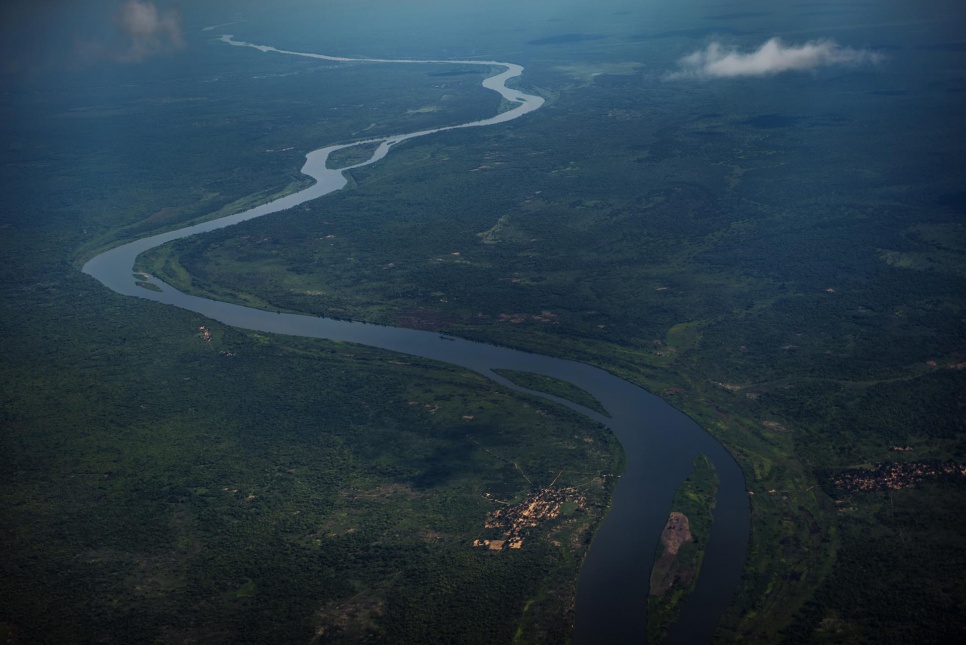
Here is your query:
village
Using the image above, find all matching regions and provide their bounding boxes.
[473,484,585,551]
[832,460,966,493]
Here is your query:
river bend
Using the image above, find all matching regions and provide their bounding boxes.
[82,36,748,644]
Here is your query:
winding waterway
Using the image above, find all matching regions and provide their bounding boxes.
[82,36,749,643]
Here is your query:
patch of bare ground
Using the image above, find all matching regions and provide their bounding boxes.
[311,594,385,644]
[497,310,559,324]
[393,307,463,330]
[420,530,447,543]
[762,420,789,433]
[342,482,420,501]
[649,511,695,597]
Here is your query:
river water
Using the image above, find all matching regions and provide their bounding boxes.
[82,36,748,644]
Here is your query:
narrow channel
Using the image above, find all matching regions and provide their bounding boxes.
[82,36,749,643]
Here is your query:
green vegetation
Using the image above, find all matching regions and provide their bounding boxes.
[139,32,966,642]
[3,2,966,643]
[493,369,609,416]
[647,454,719,643]
[0,230,622,642]
[785,477,966,643]
[0,42,615,644]
[328,142,384,170]
[135,280,163,292]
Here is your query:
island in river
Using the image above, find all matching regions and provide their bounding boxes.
[648,454,719,643]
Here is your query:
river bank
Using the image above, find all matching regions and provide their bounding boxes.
[82,37,748,643]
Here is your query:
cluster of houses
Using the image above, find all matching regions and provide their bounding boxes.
[833,460,965,492]
[473,486,585,551]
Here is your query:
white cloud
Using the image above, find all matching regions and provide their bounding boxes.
[670,37,882,79]
[115,0,184,62]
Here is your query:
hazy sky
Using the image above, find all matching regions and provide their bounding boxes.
[2,0,963,79]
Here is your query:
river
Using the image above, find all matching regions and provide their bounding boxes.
[82,36,748,644]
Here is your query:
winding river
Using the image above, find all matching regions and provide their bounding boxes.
[82,36,749,643]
